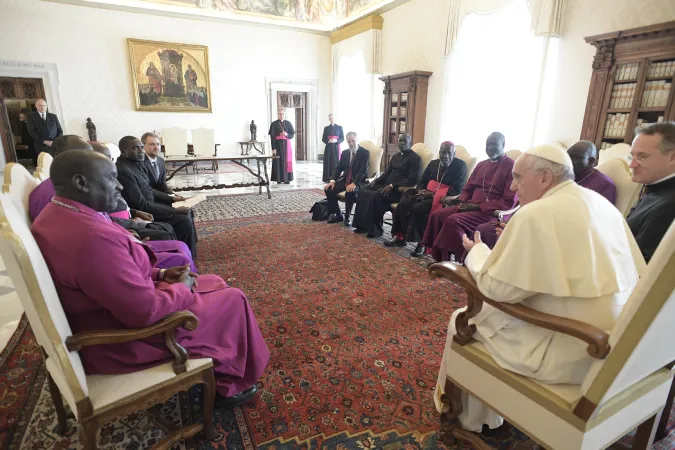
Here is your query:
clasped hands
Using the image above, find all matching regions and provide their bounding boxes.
[163,264,199,292]
[440,197,480,212]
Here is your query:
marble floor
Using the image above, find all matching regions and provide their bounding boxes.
[167,160,326,197]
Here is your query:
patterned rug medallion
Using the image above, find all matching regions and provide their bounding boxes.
[2,189,675,449]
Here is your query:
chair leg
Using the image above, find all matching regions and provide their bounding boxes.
[46,372,69,435]
[80,420,98,450]
[439,379,493,450]
[656,376,675,441]
[632,409,664,450]
[201,369,221,441]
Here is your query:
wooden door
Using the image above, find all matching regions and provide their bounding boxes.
[295,107,305,161]
[0,99,18,164]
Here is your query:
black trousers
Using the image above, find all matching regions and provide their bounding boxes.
[325,180,358,216]
[391,192,433,242]
[163,213,198,258]
[351,185,402,237]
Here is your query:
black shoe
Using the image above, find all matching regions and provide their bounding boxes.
[343,216,351,227]
[353,228,367,234]
[410,243,425,257]
[366,233,378,238]
[384,238,406,247]
[328,214,343,224]
[215,385,258,409]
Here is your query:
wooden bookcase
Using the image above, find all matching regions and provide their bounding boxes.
[379,71,432,169]
[581,21,675,152]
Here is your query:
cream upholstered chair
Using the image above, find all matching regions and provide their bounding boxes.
[599,143,631,165]
[506,149,522,161]
[0,195,220,450]
[412,142,434,179]
[2,163,40,226]
[429,221,675,450]
[454,145,477,187]
[35,152,53,182]
[163,127,189,159]
[336,140,382,205]
[191,128,217,172]
[596,158,641,217]
[104,143,121,163]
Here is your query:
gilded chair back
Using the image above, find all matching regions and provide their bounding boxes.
[506,149,522,161]
[581,221,675,408]
[598,143,631,165]
[412,142,434,179]
[104,143,121,163]
[360,140,383,179]
[0,195,88,416]
[2,163,40,226]
[191,128,216,157]
[163,128,189,158]
[596,158,641,217]
[35,152,53,182]
[454,145,477,185]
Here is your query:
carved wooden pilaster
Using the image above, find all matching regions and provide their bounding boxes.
[580,40,616,142]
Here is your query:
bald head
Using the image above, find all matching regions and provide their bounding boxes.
[51,135,93,157]
[51,150,121,212]
[91,142,112,160]
[567,140,597,177]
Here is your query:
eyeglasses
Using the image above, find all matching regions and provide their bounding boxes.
[627,153,651,163]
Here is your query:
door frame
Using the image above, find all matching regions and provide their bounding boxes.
[0,60,64,125]
[266,77,319,162]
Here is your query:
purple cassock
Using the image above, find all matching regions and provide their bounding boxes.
[422,155,515,262]
[475,167,617,249]
[32,197,270,397]
[28,179,195,271]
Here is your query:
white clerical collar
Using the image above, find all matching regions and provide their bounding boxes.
[649,172,675,185]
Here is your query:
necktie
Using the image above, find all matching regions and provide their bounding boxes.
[346,151,356,185]
[152,161,159,180]
[41,113,46,121]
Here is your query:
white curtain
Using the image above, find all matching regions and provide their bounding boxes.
[334,50,377,145]
[440,0,552,157]
[444,0,564,56]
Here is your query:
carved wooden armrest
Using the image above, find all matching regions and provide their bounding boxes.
[65,311,199,374]
[428,262,610,359]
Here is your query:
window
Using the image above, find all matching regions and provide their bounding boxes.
[335,50,374,144]
[441,0,551,157]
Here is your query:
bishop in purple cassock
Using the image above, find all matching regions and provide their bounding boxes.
[422,132,515,262]
[32,150,269,402]
[475,141,616,249]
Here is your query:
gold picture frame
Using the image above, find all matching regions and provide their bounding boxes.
[128,38,212,112]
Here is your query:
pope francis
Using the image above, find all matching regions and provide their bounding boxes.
[433,145,646,432]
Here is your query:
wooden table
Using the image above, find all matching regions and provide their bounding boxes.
[164,155,278,199]
[238,141,267,156]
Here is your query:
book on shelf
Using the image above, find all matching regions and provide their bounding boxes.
[391,107,397,116]
[610,83,636,108]
[641,80,672,107]
[636,116,665,130]
[647,60,675,78]
[401,92,408,102]
[400,107,407,116]
[604,113,629,138]
[615,62,639,81]
[391,93,398,102]
[400,121,406,133]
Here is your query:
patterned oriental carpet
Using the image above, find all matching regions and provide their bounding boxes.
[1,189,674,449]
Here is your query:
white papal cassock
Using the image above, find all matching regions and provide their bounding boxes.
[434,180,646,432]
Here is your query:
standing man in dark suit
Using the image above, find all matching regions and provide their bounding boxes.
[26,99,63,157]
[322,114,345,183]
[324,131,369,226]
[141,132,185,205]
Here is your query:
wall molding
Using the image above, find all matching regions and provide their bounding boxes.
[330,15,384,44]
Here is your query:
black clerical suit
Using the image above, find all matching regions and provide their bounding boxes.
[352,149,421,237]
[116,157,197,257]
[26,110,63,156]
[18,120,36,165]
[325,147,369,219]
[110,194,177,241]
[143,156,175,205]
[391,158,467,242]
[627,175,675,263]
[322,124,345,182]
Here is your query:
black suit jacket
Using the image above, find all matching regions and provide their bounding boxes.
[26,111,63,154]
[332,147,369,186]
[116,157,178,221]
[143,156,174,204]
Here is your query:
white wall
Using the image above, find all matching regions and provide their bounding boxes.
[541,0,675,146]
[0,0,331,157]
[378,0,675,151]
[380,0,451,153]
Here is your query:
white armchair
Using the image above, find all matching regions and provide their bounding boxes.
[596,158,641,217]
[0,194,220,450]
[191,128,217,172]
[506,149,522,161]
[429,220,675,450]
[2,162,40,226]
[163,127,189,159]
[455,145,477,187]
[599,143,631,165]
[35,152,53,182]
